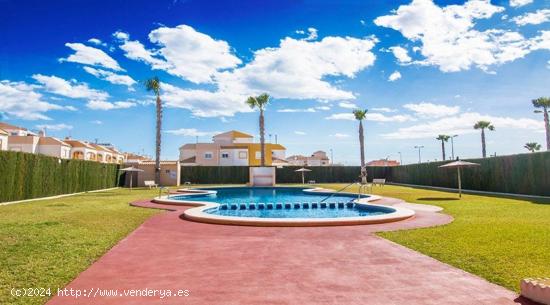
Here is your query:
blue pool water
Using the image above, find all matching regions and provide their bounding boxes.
[170,187,394,219]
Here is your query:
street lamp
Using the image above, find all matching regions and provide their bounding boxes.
[397,152,402,165]
[414,145,424,163]
[450,135,458,160]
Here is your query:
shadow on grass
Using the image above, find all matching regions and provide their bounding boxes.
[417,197,460,201]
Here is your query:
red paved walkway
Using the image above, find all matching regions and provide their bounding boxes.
[47,199,533,305]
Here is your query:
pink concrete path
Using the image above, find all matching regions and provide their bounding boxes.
[47,199,533,305]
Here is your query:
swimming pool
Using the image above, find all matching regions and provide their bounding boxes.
[153,187,415,226]
[168,187,391,219]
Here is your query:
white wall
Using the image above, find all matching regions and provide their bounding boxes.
[0,135,7,150]
[272,149,286,160]
[219,149,248,166]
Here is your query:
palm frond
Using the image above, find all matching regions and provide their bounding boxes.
[352,109,368,120]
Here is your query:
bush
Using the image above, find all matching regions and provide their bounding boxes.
[0,150,120,202]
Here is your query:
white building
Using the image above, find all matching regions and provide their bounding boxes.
[286,150,330,166]
[38,137,71,159]
[64,139,98,161]
[179,130,286,166]
[0,128,9,150]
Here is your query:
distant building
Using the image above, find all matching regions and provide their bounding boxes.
[37,136,71,159]
[0,122,35,136]
[0,128,9,150]
[179,130,286,166]
[286,150,330,166]
[366,159,400,167]
[124,153,152,164]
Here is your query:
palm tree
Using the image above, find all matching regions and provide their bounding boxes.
[524,142,541,153]
[473,121,495,158]
[246,93,270,166]
[436,135,450,161]
[353,109,368,184]
[145,77,162,184]
[532,97,550,151]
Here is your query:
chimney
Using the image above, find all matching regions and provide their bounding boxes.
[38,129,46,137]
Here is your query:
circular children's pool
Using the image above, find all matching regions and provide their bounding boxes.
[154,187,415,227]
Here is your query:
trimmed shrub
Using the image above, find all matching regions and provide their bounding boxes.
[389,151,550,196]
[0,150,120,202]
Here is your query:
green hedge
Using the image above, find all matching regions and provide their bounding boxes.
[389,152,550,196]
[181,166,389,184]
[0,150,121,202]
[181,166,250,184]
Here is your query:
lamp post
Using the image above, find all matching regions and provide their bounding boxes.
[414,145,424,163]
[450,135,458,160]
[398,151,402,165]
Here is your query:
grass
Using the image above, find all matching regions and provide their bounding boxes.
[317,183,550,292]
[2,184,549,304]
[0,188,161,305]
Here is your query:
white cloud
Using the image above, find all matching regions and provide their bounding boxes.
[326,113,355,120]
[389,46,411,63]
[509,0,533,8]
[161,83,250,118]
[86,100,136,110]
[326,112,413,122]
[116,25,378,117]
[113,31,130,41]
[388,71,402,81]
[382,112,542,139]
[36,123,73,131]
[117,25,241,84]
[330,133,350,138]
[374,0,540,73]
[60,43,123,71]
[88,38,107,47]
[512,9,550,26]
[90,120,103,125]
[0,80,67,120]
[338,101,357,109]
[294,131,306,135]
[83,66,136,89]
[296,27,318,41]
[403,102,460,118]
[372,107,397,112]
[366,113,413,122]
[32,74,109,100]
[277,108,317,113]
[164,128,218,137]
[216,35,378,101]
[316,105,331,111]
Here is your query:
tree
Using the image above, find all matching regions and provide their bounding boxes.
[246,93,270,166]
[532,97,550,151]
[524,142,541,153]
[145,77,162,184]
[436,135,450,161]
[353,109,368,184]
[473,121,495,158]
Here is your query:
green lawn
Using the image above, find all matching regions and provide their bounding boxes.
[1,184,549,305]
[318,183,550,292]
[0,188,161,305]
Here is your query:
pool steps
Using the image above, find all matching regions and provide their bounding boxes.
[217,202,356,211]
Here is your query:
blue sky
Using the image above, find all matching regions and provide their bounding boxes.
[1,0,549,164]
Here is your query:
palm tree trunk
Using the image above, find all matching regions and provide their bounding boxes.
[481,128,486,158]
[441,140,446,161]
[359,121,366,184]
[155,95,162,184]
[259,109,265,166]
[544,107,550,151]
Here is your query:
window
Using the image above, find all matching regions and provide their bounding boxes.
[204,152,213,159]
[255,151,261,159]
[221,152,229,159]
[239,151,247,159]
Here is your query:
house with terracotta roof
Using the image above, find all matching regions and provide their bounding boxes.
[179,130,286,166]
[64,139,98,161]
[366,159,400,167]
[0,128,8,150]
[7,134,40,153]
[37,136,71,159]
[286,150,331,166]
[0,122,35,136]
